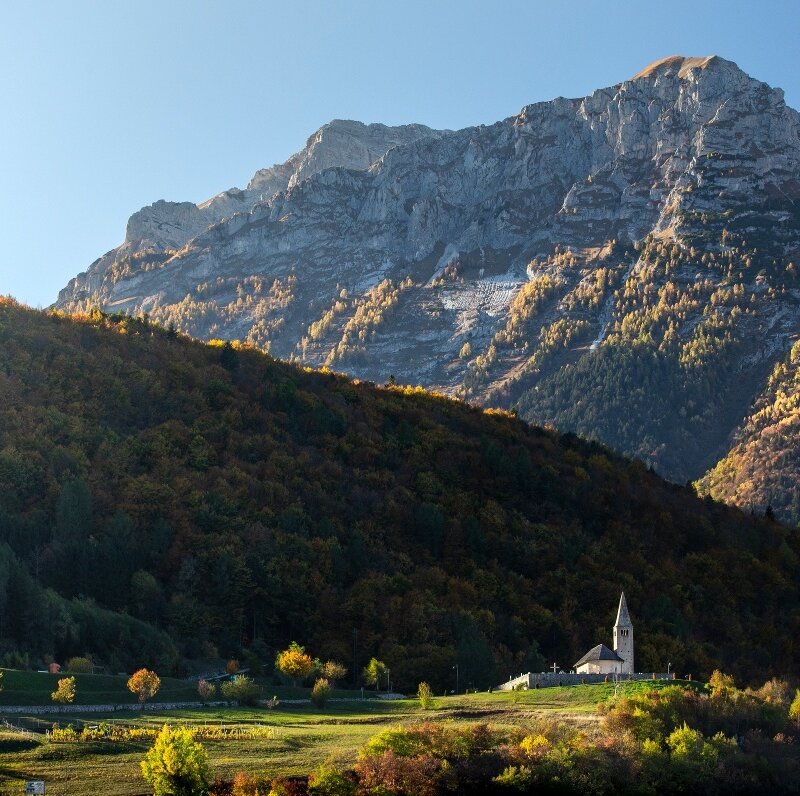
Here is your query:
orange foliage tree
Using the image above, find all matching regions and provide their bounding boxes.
[127,668,161,708]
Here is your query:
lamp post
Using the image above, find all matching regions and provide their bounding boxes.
[667,661,671,679]
[453,664,459,695]
[352,628,358,687]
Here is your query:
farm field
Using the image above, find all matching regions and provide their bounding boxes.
[0,680,680,795]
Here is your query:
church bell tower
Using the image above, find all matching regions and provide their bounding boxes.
[612,592,634,674]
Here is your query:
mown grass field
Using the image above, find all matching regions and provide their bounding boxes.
[0,678,684,795]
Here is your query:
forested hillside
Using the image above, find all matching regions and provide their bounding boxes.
[0,299,798,689]
[698,340,800,521]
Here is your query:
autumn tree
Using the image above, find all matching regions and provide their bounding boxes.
[141,724,210,796]
[322,660,347,686]
[51,676,76,704]
[706,670,736,699]
[128,668,161,708]
[275,641,314,685]
[197,679,216,704]
[363,658,388,691]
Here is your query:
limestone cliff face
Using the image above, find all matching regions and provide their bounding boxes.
[58,119,441,308]
[55,56,800,503]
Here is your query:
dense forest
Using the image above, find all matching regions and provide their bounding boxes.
[0,299,798,690]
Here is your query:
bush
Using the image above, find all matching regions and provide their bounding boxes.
[231,771,270,795]
[307,764,355,796]
[66,656,93,674]
[417,682,434,710]
[221,675,261,706]
[198,679,217,703]
[355,751,444,796]
[268,777,308,796]
[311,678,332,708]
[141,724,210,796]
[790,689,800,726]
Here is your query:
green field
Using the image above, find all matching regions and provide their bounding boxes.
[0,668,379,707]
[0,679,683,795]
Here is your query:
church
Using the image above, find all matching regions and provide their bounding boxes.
[573,592,634,675]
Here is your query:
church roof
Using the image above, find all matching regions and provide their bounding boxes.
[574,643,624,668]
[615,592,632,627]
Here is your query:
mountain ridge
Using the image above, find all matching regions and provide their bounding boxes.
[54,55,800,521]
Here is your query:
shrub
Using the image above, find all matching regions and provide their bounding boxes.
[231,771,270,795]
[355,751,444,796]
[268,777,308,796]
[141,724,210,796]
[66,656,93,674]
[226,659,240,675]
[307,764,355,796]
[790,689,800,726]
[221,675,261,706]
[417,682,434,710]
[198,678,217,703]
[311,678,332,708]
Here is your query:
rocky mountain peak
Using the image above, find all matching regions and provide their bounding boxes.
[632,54,721,80]
[55,58,800,522]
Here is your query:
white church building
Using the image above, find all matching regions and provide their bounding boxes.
[573,592,634,675]
[496,591,669,690]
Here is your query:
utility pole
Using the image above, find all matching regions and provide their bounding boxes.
[352,628,358,687]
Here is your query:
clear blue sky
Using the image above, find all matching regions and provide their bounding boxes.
[1,0,798,307]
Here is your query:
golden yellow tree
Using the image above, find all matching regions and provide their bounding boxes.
[128,668,161,709]
[51,676,76,704]
[275,641,314,685]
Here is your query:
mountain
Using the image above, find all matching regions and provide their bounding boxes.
[55,55,800,519]
[697,340,800,519]
[1,299,799,687]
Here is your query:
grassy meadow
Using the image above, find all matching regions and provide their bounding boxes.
[0,677,681,795]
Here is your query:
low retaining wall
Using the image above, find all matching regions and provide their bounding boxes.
[498,672,675,690]
[0,700,232,715]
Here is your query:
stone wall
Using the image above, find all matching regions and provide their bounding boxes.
[497,672,676,691]
[0,700,231,715]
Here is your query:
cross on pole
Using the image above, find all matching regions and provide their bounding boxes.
[551,662,559,673]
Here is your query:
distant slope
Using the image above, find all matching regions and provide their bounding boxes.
[0,299,798,687]
[698,340,800,523]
